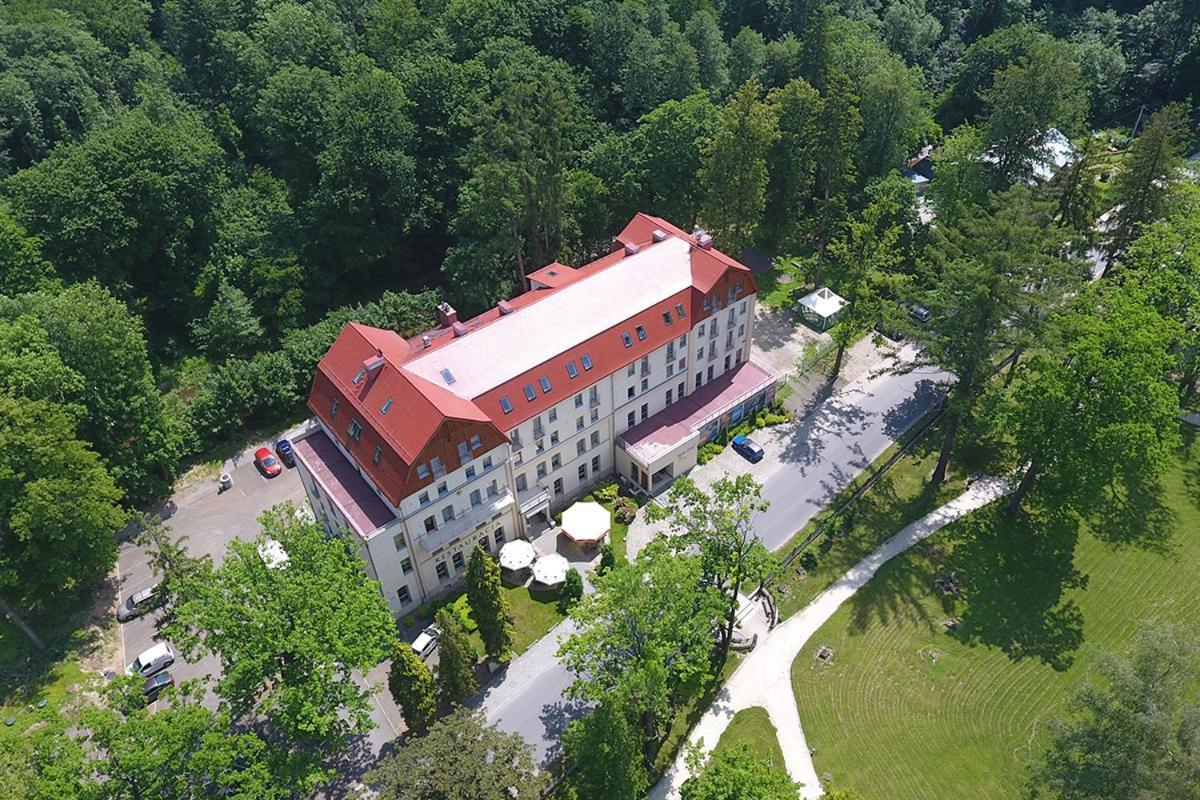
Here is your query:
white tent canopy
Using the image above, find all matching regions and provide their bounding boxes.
[532,553,570,586]
[561,501,610,544]
[797,287,847,330]
[499,539,537,572]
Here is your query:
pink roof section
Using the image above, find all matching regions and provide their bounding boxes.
[293,430,396,538]
[619,361,777,464]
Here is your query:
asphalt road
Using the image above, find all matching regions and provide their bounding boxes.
[482,358,951,764]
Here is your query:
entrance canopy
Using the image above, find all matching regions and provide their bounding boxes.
[561,501,610,544]
[532,553,569,586]
[499,539,536,571]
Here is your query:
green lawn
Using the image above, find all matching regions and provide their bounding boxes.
[772,422,966,619]
[788,428,1200,800]
[504,585,566,655]
[755,258,810,311]
[713,706,786,771]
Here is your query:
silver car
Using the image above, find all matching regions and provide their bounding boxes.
[117,584,160,622]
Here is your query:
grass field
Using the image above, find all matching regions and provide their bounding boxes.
[788,427,1200,799]
[503,585,566,655]
[713,706,786,771]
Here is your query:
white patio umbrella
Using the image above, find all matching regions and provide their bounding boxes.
[499,539,537,572]
[561,500,610,544]
[532,553,570,586]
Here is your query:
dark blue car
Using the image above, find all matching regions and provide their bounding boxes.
[731,434,765,463]
[274,438,295,468]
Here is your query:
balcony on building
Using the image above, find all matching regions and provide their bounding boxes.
[416,487,515,555]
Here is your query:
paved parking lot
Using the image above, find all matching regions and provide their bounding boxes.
[113,446,407,757]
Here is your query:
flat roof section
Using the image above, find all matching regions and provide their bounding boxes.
[619,361,778,464]
[293,430,396,538]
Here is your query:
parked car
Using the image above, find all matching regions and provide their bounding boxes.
[907,303,932,324]
[117,583,161,622]
[254,447,282,477]
[411,625,441,660]
[143,670,175,700]
[274,438,295,468]
[127,642,175,677]
[731,434,765,463]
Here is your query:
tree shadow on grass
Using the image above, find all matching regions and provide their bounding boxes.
[947,507,1087,672]
[1086,474,1177,554]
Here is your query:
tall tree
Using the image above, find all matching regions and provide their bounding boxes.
[926,125,990,227]
[190,278,264,361]
[681,742,800,800]
[915,187,1075,487]
[631,93,720,227]
[699,79,779,252]
[824,191,906,382]
[367,708,542,800]
[648,474,774,667]
[388,642,437,735]
[434,607,478,707]
[764,78,822,248]
[559,542,723,762]
[982,40,1087,185]
[564,698,648,800]
[0,393,124,605]
[1000,286,1180,515]
[1028,625,1200,800]
[160,504,396,791]
[465,546,514,662]
[1106,103,1190,267]
[857,59,933,180]
[0,202,54,295]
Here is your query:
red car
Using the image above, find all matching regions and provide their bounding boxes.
[255,447,282,477]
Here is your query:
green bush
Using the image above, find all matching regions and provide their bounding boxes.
[612,497,638,524]
[698,442,724,464]
[558,568,584,613]
[449,593,478,632]
[598,544,615,574]
[593,481,619,504]
[799,551,818,571]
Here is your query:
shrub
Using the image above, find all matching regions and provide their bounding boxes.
[449,593,478,632]
[799,551,818,571]
[698,442,724,464]
[593,481,619,504]
[612,497,638,524]
[558,568,583,613]
[402,614,416,629]
[598,544,615,574]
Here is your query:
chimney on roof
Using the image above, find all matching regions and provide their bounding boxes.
[696,230,713,249]
[652,229,667,242]
[624,242,641,256]
[436,302,458,328]
[362,354,385,374]
[421,335,431,348]
[497,299,514,316]
[451,321,468,337]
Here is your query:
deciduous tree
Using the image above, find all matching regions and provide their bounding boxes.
[564,698,648,800]
[190,278,264,360]
[648,474,773,667]
[368,708,542,800]
[926,125,989,227]
[681,742,800,800]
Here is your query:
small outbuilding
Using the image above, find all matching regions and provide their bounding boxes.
[560,501,610,546]
[797,287,847,331]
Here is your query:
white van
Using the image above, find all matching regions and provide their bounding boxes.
[127,642,175,677]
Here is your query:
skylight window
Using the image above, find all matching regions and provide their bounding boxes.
[352,367,366,385]
[621,332,633,348]
[439,368,456,385]
[662,311,673,325]
[523,384,536,401]
[675,303,687,319]
[566,361,579,379]
[500,395,513,414]
[539,376,552,394]
[581,354,593,371]
[635,325,647,341]
[381,397,394,415]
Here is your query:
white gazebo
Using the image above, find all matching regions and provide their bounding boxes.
[560,501,610,545]
[532,553,570,587]
[499,539,537,572]
[797,287,847,331]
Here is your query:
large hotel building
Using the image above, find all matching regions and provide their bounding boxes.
[292,214,779,613]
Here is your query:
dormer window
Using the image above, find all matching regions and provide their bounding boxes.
[347,420,363,442]
[539,376,552,394]
[566,361,579,379]
[675,303,687,319]
[331,398,340,418]
[500,395,513,414]
[581,354,593,371]
[621,332,633,348]
[635,325,647,341]
[523,384,536,401]
[662,311,673,325]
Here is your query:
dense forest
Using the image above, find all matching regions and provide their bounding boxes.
[0,0,1196,604]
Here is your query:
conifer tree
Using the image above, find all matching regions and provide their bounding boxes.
[465,546,514,661]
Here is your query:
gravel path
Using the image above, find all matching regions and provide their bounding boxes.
[650,476,1013,799]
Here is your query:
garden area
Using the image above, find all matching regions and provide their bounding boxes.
[713,706,786,769]
[413,582,567,659]
[786,427,1200,799]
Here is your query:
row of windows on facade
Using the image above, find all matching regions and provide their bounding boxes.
[394,526,508,605]
[516,455,602,499]
[414,453,497,508]
[420,480,502,533]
